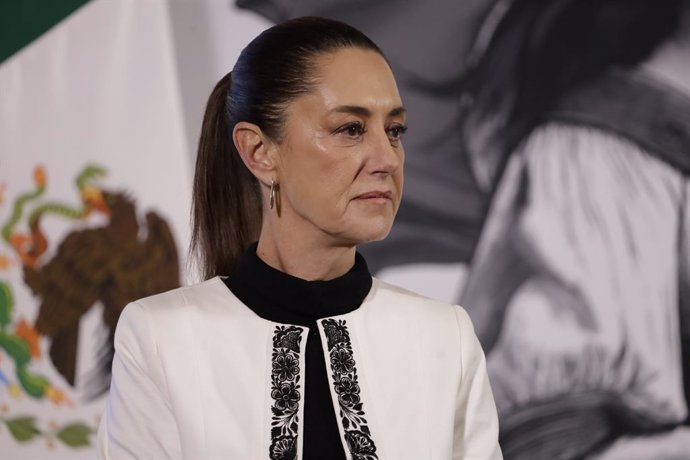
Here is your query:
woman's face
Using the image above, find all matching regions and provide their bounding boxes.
[273,47,406,246]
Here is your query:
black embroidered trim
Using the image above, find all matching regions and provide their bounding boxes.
[269,326,304,460]
[322,319,378,460]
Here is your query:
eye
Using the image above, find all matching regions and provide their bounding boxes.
[386,124,408,142]
[335,122,366,138]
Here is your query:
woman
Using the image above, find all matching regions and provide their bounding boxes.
[97,17,501,460]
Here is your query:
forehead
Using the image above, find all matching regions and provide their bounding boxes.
[304,47,403,112]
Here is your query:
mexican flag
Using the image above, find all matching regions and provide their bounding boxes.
[0,0,194,456]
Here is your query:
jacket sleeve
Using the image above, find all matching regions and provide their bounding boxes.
[97,301,181,459]
[453,306,503,460]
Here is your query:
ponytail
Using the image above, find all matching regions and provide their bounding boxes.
[189,72,262,280]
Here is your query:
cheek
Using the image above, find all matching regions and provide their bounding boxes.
[284,155,355,218]
[390,159,404,211]
[313,167,356,215]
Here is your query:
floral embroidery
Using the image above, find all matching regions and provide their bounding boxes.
[322,319,350,350]
[272,349,300,381]
[330,347,356,374]
[273,326,302,353]
[322,319,378,459]
[271,381,300,412]
[345,431,378,460]
[270,435,297,460]
[269,326,303,460]
[334,375,361,406]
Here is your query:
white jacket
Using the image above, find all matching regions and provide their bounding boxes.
[97,276,502,459]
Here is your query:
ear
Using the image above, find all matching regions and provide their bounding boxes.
[232,121,277,184]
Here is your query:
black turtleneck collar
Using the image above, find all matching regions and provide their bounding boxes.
[223,242,373,327]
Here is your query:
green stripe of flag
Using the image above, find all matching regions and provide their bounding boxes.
[0,0,92,64]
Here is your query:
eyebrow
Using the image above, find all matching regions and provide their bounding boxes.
[331,105,407,118]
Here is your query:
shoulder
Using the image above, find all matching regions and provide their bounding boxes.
[115,277,242,339]
[367,277,474,331]
[359,279,483,373]
[367,282,488,383]
[123,277,233,318]
[369,277,461,310]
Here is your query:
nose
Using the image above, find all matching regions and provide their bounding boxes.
[366,128,403,176]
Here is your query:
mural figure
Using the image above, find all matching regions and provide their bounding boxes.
[459,1,690,458]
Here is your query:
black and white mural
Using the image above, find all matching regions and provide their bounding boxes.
[239,0,690,458]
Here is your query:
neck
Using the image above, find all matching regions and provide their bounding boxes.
[256,222,357,282]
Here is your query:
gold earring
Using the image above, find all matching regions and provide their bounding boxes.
[269,179,277,210]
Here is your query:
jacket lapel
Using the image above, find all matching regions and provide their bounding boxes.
[320,318,379,460]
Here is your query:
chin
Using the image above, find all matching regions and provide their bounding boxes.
[325,210,397,245]
[368,225,393,242]
[345,221,394,245]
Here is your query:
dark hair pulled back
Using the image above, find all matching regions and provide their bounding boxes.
[190,16,384,280]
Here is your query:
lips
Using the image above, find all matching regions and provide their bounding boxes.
[354,190,392,200]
